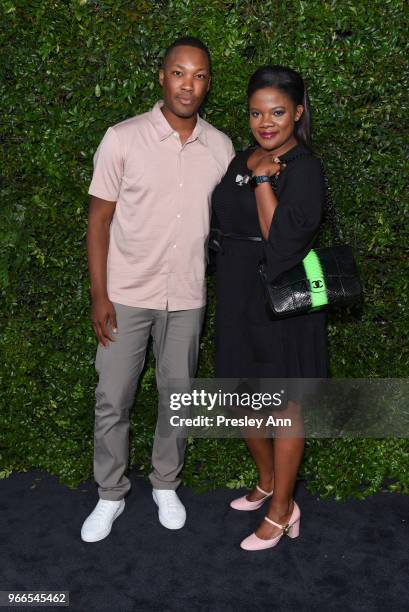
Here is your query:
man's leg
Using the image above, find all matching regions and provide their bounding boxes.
[149,307,205,490]
[93,303,153,500]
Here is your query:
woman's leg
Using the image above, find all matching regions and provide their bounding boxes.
[254,400,305,538]
[242,437,275,501]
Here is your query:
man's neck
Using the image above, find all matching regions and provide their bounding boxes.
[161,104,197,144]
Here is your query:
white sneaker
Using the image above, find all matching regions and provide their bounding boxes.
[152,489,186,530]
[81,498,125,542]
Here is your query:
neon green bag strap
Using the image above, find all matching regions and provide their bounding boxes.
[302,250,328,309]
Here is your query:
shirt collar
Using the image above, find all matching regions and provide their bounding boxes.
[149,100,208,146]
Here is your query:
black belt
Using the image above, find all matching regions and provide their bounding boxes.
[208,229,262,254]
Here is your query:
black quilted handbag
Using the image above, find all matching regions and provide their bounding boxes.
[258,154,363,317]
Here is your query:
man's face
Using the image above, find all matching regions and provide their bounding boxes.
[159,45,211,119]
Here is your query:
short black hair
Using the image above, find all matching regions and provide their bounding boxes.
[162,36,211,73]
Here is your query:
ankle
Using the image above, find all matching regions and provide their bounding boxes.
[269,498,293,517]
[258,475,274,491]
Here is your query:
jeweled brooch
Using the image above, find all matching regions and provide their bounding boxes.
[235,173,251,186]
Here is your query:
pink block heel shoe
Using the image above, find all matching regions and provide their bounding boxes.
[240,501,301,551]
[230,485,274,511]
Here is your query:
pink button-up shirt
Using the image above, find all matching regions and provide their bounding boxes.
[88,100,234,310]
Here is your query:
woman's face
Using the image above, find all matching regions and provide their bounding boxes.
[249,86,304,153]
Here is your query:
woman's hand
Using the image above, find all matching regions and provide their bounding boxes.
[253,154,286,178]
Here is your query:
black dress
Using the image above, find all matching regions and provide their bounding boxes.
[211,143,329,380]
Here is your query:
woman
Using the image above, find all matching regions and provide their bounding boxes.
[211,65,328,551]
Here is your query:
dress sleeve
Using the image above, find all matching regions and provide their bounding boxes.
[264,155,325,281]
[87,126,123,202]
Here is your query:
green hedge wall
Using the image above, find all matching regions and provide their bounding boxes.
[1,0,408,499]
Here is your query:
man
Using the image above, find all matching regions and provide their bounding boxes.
[81,37,234,542]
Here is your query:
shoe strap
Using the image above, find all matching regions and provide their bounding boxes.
[256,485,273,497]
[264,515,285,530]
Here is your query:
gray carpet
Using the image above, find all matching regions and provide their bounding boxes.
[1,469,408,611]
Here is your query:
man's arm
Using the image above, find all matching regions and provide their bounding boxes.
[86,195,117,347]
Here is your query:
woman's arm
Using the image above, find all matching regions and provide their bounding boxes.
[252,158,283,239]
[254,181,278,239]
[262,156,325,281]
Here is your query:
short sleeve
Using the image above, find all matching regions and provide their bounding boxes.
[228,139,236,164]
[88,127,123,201]
[264,156,325,281]
[219,134,235,174]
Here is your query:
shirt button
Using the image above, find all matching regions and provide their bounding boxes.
[173,244,177,248]
[179,183,183,187]
[176,214,181,218]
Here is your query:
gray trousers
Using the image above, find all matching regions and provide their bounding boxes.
[93,302,205,501]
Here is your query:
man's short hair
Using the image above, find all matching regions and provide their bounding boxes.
[162,36,211,73]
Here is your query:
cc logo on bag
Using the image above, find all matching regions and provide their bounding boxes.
[311,279,325,292]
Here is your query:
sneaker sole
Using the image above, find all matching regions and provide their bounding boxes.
[81,501,125,543]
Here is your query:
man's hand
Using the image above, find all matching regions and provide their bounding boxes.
[91,296,118,347]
